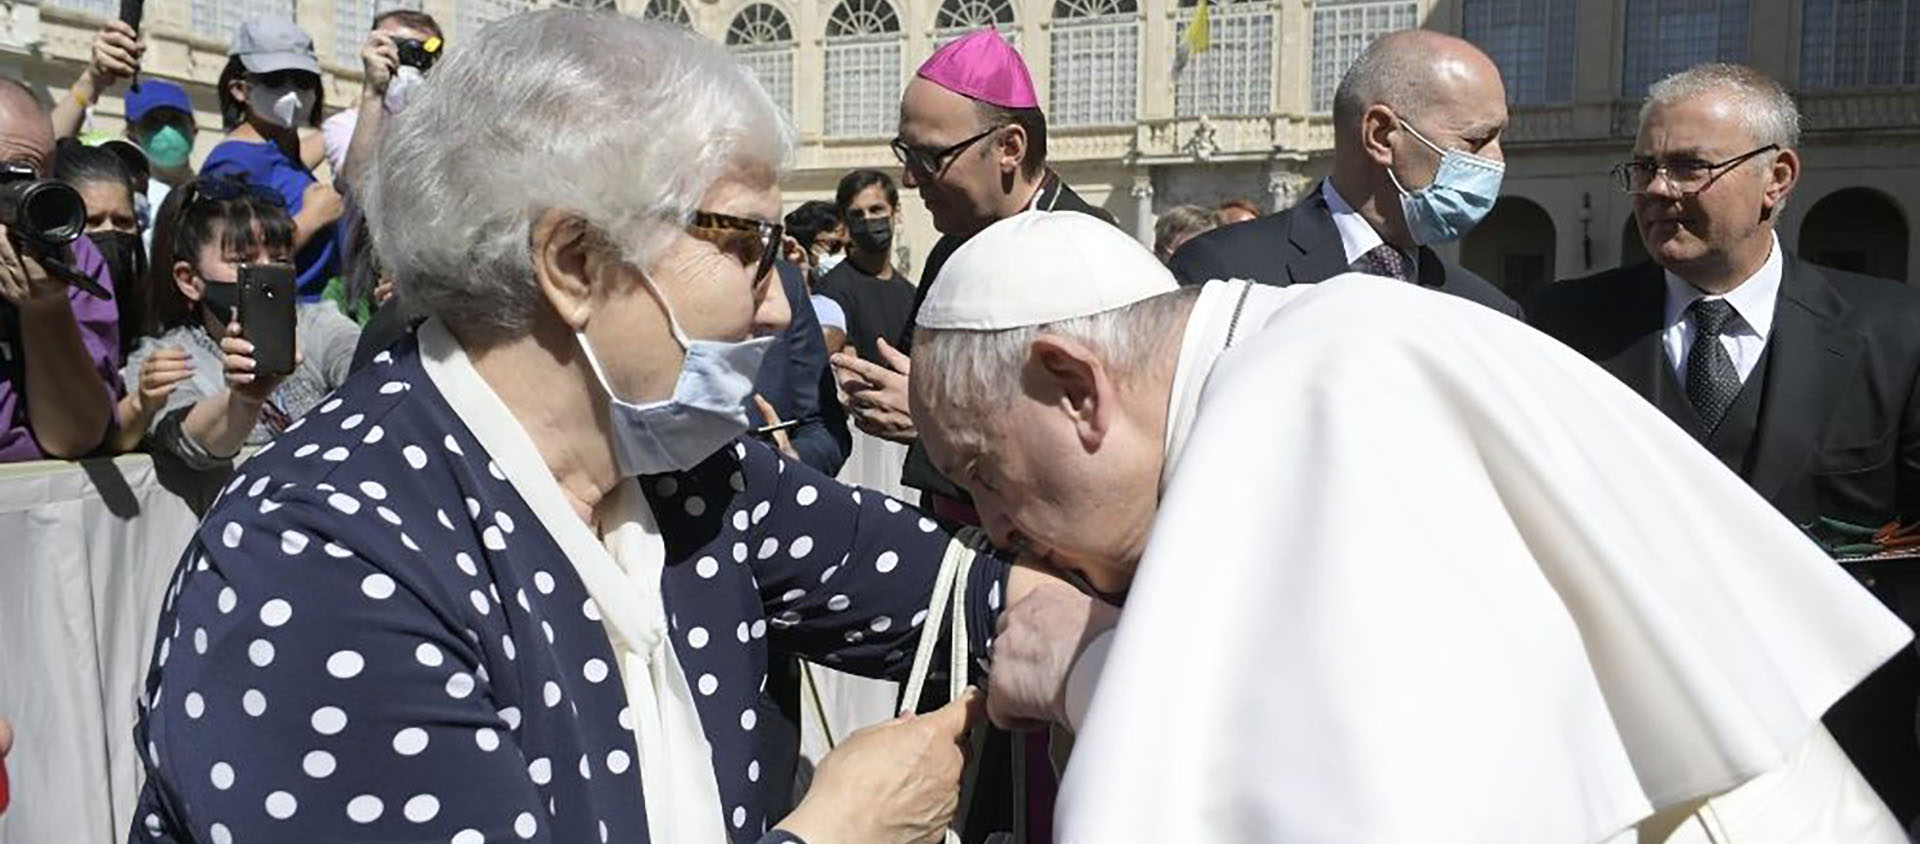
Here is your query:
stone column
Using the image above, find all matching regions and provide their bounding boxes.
[1131,173,1155,247]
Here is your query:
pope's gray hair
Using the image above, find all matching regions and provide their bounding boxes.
[1642,63,1801,150]
[364,10,794,346]
[911,287,1200,419]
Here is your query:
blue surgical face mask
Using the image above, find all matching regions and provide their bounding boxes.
[1386,119,1505,245]
[574,271,773,476]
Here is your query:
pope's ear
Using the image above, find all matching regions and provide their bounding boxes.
[1028,334,1111,450]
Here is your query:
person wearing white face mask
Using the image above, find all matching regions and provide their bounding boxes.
[129,13,1077,844]
[203,17,343,303]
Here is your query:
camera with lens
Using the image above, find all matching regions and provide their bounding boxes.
[394,36,442,72]
[0,161,106,300]
[0,163,84,251]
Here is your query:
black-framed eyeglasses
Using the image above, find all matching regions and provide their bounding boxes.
[1612,144,1779,196]
[687,210,783,286]
[890,125,1002,178]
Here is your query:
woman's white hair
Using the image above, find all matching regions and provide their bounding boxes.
[364,10,795,345]
[1642,63,1801,150]
[911,288,1199,424]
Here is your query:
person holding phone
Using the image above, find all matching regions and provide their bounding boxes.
[202,18,343,302]
[119,176,358,468]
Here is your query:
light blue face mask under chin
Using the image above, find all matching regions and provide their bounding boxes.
[574,283,772,477]
[1387,119,1506,246]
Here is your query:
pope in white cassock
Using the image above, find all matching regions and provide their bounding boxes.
[906,210,1914,843]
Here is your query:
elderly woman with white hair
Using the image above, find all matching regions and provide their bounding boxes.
[127,12,1056,844]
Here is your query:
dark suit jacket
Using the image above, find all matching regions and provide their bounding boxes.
[753,261,851,476]
[1530,256,1920,528]
[1167,184,1522,318]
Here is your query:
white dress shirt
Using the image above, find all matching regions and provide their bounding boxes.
[1322,177,1399,268]
[1663,233,1783,385]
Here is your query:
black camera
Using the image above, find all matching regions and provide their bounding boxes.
[395,37,441,72]
[0,162,105,299]
[0,163,85,250]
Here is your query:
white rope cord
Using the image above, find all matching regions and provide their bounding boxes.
[899,527,989,844]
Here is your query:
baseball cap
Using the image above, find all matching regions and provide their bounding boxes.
[124,79,192,123]
[229,17,322,76]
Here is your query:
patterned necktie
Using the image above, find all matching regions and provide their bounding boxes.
[1353,244,1412,283]
[1685,298,1742,434]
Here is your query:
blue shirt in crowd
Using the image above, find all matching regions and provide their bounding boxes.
[201,139,339,301]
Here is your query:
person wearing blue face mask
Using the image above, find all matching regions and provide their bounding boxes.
[1166,29,1520,318]
[127,15,1080,844]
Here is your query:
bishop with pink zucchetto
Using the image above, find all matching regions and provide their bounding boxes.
[915,29,1039,110]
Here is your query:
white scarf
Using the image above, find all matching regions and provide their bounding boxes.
[420,319,730,843]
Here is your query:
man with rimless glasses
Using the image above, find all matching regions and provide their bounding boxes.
[1531,63,1920,828]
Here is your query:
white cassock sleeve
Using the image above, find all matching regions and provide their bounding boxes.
[1053,276,1911,844]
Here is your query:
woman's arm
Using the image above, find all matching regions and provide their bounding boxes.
[109,346,193,453]
[175,323,299,461]
[292,180,344,253]
[51,23,141,140]
[654,439,1010,685]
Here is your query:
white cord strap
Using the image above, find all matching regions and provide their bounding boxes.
[899,527,990,844]
[901,527,987,715]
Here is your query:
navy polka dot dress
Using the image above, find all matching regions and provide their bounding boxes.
[128,334,1010,844]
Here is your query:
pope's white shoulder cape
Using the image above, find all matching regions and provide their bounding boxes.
[1055,276,1910,844]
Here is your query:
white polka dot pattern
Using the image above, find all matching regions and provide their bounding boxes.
[128,349,1010,844]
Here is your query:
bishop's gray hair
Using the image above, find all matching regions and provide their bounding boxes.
[364,10,795,346]
[911,287,1201,424]
[1642,63,1801,150]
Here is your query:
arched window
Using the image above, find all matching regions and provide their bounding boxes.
[641,0,691,25]
[1173,0,1274,118]
[456,0,529,42]
[1621,0,1747,96]
[1801,0,1920,88]
[937,0,1018,45]
[1050,0,1139,126]
[1461,0,1577,105]
[728,3,796,118]
[1308,0,1417,113]
[824,0,903,137]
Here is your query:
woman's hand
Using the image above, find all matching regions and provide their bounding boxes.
[777,689,983,844]
[131,346,193,418]
[752,394,799,460]
[220,320,301,405]
[87,21,144,87]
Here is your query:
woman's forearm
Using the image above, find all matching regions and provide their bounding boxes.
[179,390,264,460]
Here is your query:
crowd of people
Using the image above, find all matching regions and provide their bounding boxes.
[0,7,1914,844]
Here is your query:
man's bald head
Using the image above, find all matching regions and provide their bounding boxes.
[1332,30,1504,136]
[0,78,54,175]
[1323,29,1508,250]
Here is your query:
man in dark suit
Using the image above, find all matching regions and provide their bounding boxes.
[1530,63,1920,825]
[1168,30,1519,318]
[750,261,850,477]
